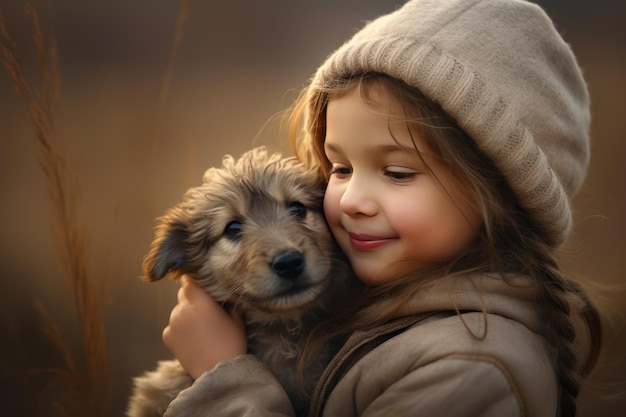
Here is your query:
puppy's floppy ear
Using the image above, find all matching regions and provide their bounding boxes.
[142,217,190,282]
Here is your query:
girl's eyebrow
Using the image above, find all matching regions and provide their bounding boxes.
[324,141,419,155]
[375,143,419,155]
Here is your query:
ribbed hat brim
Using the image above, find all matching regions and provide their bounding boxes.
[310,0,590,247]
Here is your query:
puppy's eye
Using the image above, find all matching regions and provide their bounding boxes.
[287,201,307,219]
[224,220,243,239]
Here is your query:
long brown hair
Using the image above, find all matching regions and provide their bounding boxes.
[287,72,602,416]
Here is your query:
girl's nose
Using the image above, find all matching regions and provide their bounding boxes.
[339,174,377,216]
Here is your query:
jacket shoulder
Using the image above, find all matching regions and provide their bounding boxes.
[325,312,558,417]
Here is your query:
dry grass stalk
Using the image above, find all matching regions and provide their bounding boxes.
[0,5,109,416]
[158,0,191,111]
[151,0,192,165]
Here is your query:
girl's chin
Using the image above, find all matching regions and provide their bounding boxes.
[349,263,394,285]
[349,258,425,285]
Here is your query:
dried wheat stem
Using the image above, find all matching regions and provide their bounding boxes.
[151,0,192,164]
[1,4,109,416]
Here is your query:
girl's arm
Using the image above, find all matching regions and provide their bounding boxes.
[165,355,296,417]
[162,276,296,417]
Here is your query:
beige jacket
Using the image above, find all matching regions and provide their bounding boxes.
[164,274,581,417]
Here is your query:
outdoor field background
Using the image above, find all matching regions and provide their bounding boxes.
[1,1,624,415]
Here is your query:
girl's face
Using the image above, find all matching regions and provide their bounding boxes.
[323,87,480,285]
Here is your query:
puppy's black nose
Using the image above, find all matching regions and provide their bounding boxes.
[271,250,305,279]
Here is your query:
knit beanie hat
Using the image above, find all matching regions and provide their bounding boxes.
[309,0,590,247]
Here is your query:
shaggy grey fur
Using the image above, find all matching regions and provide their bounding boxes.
[126,147,352,417]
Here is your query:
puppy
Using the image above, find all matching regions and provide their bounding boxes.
[127,147,352,417]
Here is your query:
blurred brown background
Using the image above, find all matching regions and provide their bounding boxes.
[0,0,624,415]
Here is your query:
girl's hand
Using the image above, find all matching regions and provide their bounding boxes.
[162,275,246,380]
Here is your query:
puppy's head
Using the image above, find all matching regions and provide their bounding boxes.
[143,146,338,315]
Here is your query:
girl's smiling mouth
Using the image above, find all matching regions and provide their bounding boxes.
[348,233,395,251]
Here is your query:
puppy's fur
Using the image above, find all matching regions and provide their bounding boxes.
[127,147,352,417]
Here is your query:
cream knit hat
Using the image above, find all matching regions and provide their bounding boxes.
[309,0,590,247]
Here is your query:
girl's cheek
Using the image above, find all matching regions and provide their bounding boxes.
[323,183,341,225]
[323,187,335,220]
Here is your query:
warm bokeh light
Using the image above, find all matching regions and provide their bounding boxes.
[0,1,624,415]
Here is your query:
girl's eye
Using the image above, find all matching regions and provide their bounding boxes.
[287,201,307,219]
[385,169,417,182]
[224,220,243,239]
[329,164,351,178]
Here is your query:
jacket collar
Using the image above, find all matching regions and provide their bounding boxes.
[307,273,547,417]
[389,273,547,337]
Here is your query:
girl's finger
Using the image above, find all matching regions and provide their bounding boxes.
[180,275,205,305]
[176,274,193,303]
[177,284,186,304]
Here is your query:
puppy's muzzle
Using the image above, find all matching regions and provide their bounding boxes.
[271,250,305,280]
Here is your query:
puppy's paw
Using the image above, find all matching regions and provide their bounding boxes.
[126,360,193,417]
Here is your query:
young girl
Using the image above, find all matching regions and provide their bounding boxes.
[161,0,602,416]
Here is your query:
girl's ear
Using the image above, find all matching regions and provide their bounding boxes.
[142,212,190,282]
